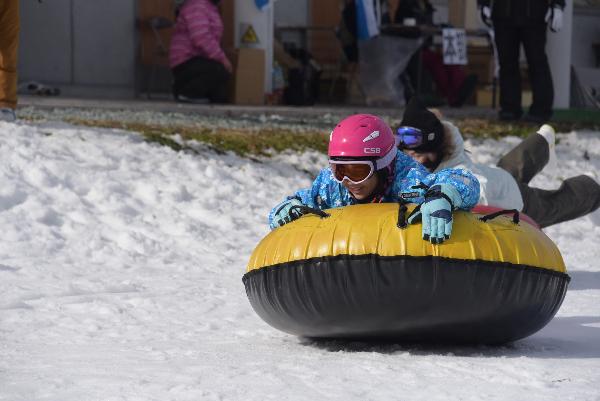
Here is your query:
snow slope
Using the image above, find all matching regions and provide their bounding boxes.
[0,120,599,401]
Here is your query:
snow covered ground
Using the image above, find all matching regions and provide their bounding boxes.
[0,117,599,401]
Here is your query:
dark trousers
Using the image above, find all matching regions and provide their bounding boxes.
[172,56,231,103]
[493,19,554,119]
[497,134,600,228]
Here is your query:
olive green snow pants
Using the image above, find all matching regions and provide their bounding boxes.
[497,133,600,228]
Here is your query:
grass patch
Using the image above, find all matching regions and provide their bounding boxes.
[455,118,534,139]
[60,113,598,156]
[552,108,600,125]
[454,117,600,139]
[64,118,329,156]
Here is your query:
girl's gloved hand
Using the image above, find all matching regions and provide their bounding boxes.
[270,198,306,229]
[407,184,462,244]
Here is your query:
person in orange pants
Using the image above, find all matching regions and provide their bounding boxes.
[0,0,19,122]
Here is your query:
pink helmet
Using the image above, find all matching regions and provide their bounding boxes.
[328,114,397,168]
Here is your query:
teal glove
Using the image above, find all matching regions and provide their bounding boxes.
[407,184,462,244]
[270,198,306,229]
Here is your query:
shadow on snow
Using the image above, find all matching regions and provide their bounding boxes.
[299,316,600,359]
[566,270,600,291]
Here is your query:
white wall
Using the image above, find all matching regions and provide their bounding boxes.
[273,0,309,50]
[274,0,309,26]
[19,0,137,98]
[571,7,600,68]
[19,0,72,84]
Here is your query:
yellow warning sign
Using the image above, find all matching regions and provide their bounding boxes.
[241,25,259,44]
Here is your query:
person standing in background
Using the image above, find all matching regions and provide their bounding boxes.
[169,0,232,103]
[0,0,19,122]
[478,0,565,122]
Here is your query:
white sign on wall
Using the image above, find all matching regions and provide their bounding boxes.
[442,28,468,65]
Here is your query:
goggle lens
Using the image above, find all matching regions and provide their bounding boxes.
[397,126,424,148]
[331,163,373,184]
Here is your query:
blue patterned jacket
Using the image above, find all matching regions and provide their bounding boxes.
[268,152,480,228]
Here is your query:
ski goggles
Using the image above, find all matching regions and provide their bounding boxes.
[329,147,397,185]
[330,160,376,184]
[397,126,432,149]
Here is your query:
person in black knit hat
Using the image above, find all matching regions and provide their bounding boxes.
[396,97,446,170]
[397,97,600,227]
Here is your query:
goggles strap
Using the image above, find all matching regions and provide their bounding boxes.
[375,147,397,170]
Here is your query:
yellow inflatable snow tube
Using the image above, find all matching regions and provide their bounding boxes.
[243,204,569,344]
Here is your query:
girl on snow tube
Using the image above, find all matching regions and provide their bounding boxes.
[267,113,481,243]
[243,112,569,343]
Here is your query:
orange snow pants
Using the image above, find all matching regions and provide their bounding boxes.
[0,0,19,109]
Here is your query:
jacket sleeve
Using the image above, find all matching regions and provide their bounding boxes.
[395,153,480,210]
[267,169,340,227]
[426,168,480,209]
[551,0,565,9]
[182,2,229,66]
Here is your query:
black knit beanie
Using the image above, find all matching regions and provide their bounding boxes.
[398,97,444,153]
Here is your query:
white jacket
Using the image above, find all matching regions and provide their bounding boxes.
[434,121,524,211]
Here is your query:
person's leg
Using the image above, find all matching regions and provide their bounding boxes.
[519,176,600,228]
[521,21,553,120]
[172,59,198,98]
[497,131,549,184]
[0,0,19,111]
[205,62,231,104]
[493,19,523,119]
[172,57,212,99]
[172,57,230,103]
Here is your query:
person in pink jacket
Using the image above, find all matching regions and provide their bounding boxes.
[169,0,231,103]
